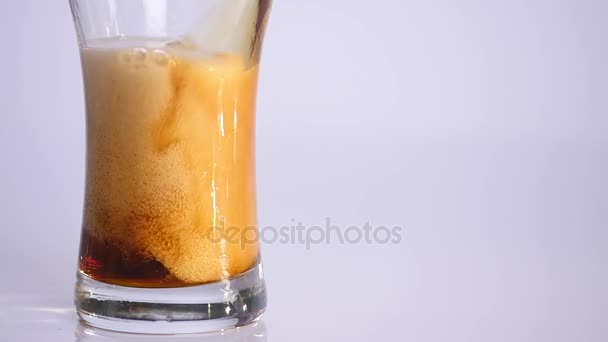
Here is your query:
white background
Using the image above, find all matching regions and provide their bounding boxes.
[0,0,606,341]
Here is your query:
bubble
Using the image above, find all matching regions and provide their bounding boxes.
[152,49,170,66]
[119,48,149,65]
[165,39,195,50]
[165,40,184,49]
[132,48,148,62]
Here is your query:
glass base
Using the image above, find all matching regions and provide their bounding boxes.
[74,263,267,334]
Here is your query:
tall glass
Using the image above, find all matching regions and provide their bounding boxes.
[69,0,272,334]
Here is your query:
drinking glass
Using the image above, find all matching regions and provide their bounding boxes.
[69,0,272,333]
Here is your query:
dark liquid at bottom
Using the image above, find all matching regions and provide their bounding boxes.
[79,231,192,288]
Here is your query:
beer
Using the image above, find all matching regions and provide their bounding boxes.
[78,38,260,288]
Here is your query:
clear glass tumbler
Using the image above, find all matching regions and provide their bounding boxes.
[69,0,272,334]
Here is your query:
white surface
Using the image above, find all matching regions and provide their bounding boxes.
[0,0,607,341]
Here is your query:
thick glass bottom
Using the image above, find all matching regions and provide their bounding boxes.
[74,263,266,334]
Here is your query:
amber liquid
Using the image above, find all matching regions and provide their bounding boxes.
[79,232,188,288]
[78,38,260,288]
